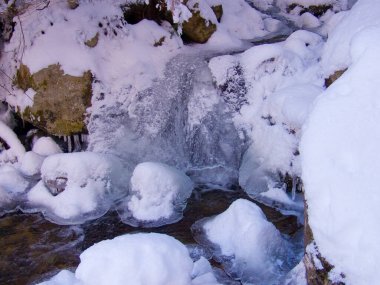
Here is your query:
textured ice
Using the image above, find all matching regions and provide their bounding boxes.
[192,199,297,284]
[27,152,128,224]
[38,233,220,285]
[118,162,193,227]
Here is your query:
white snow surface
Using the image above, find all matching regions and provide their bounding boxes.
[301,0,380,283]
[32,137,62,156]
[19,151,45,176]
[0,165,29,207]
[38,233,220,285]
[119,162,193,227]
[27,152,128,224]
[0,121,26,163]
[199,199,291,284]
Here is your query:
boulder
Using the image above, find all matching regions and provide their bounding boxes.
[14,64,92,136]
[182,11,216,44]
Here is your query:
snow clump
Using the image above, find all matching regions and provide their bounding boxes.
[37,233,220,285]
[118,162,194,227]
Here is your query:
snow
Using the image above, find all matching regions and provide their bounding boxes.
[38,233,220,285]
[301,1,380,283]
[118,162,193,227]
[0,121,26,163]
[19,151,44,176]
[0,165,29,209]
[27,152,128,224]
[193,199,293,284]
[283,260,307,285]
[32,137,62,156]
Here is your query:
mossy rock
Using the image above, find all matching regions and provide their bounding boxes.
[211,5,223,22]
[182,11,216,44]
[14,64,92,136]
[325,69,347,88]
[287,3,332,17]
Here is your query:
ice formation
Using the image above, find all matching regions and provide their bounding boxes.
[118,162,193,227]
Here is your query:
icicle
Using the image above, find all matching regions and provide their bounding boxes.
[67,136,72,153]
[73,134,81,152]
[63,136,67,142]
[81,134,88,144]
[291,176,297,201]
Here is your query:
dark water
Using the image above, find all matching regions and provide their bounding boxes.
[0,188,301,285]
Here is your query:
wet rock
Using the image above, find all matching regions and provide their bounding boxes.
[14,64,92,136]
[325,69,347,88]
[45,177,68,196]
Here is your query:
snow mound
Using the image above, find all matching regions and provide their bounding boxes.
[27,152,128,224]
[192,199,294,284]
[0,165,29,211]
[19,151,45,176]
[301,1,380,284]
[0,121,25,164]
[118,162,193,227]
[38,233,220,285]
[32,137,62,156]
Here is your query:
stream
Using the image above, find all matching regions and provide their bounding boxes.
[0,188,302,285]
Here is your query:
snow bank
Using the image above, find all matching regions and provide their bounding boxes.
[27,152,128,224]
[38,233,220,285]
[118,162,193,227]
[301,1,380,283]
[192,199,293,284]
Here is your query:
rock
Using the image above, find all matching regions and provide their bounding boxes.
[45,177,68,196]
[85,32,99,48]
[304,202,345,285]
[67,0,79,10]
[287,3,333,17]
[14,64,92,136]
[211,5,223,22]
[325,69,347,88]
[182,11,216,43]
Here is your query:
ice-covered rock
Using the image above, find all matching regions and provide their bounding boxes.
[32,137,63,156]
[192,199,294,284]
[27,152,128,224]
[38,233,220,285]
[118,162,193,227]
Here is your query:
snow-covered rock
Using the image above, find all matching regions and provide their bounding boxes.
[0,165,29,211]
[208,30,323,198]
[19,151,45,176]
[192,199,294,284]
[27,152,128,224]
[32,137,62,156]
[38,233,220,285]
[118,162,193,227]
[301,1,380,284]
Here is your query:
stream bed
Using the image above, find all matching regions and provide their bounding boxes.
[0,188,302,285]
